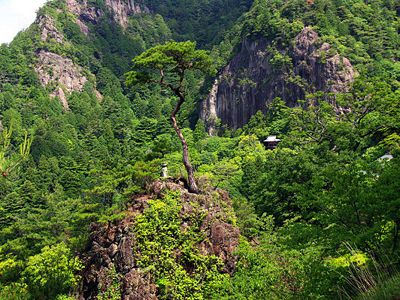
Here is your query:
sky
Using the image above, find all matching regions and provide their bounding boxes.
[0,0,47,44]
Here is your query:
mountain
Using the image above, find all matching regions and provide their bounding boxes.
[201,0,399,131]
[201,26,356,129]
[0,0,399,299]
[32,0,170,107]
[0,1,248,299]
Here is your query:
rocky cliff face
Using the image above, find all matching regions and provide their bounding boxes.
[293,27,355,93]
[79,180,240,299]
[79,195,156,300]
[35,51,88,110]
[201,27,356,130]
[33,0,149,110]
[67,0,148,29]
[37,15,65,43]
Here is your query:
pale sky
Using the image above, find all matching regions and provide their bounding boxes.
[0,0,48,44]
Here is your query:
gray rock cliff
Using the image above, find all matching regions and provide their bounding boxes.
[33,0,148,110]
[67,0,149,29]
[201,27,356,131]
[35,51,88,110]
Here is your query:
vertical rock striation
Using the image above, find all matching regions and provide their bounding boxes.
[201,27,356,130]
[293,27,355,94]
[105,0,149,28]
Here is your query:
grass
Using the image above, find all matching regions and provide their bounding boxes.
[338,243,400,300]
[357,274,400,300]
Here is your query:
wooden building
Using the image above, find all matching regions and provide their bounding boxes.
[263,136,281,150]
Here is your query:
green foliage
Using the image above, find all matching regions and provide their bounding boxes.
[358,274,400,300]
[240,0,399,64]
[22,243,82,299]
[126,41,216,87]
[98,265,122,300]
[144,0,252,47]
[0,0,399,299]
[133,192,227,299]
[0,125,32,177]
[0,283,29,300]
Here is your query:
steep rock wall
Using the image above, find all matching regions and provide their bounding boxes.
[34,12,100,110]
[201,27,355,131]
[67,0,149,29]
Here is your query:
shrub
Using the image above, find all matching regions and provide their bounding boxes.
[22,243,82,299]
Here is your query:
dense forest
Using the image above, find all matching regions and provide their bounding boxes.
[0,0,399,299]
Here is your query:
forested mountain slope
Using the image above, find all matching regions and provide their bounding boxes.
[144,0,253,47]
[0,0,399,299]
[201,0,399,130]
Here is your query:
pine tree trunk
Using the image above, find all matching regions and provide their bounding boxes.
[171,93,199,194]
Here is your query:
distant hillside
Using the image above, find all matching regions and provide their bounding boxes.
[145,0,253,47]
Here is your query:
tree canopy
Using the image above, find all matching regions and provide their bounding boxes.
[126,41,215,89]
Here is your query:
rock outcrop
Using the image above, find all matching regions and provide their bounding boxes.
[201,27,356,130]
[37,15,64,42]
[105,0,148,28]
[32,0,151,110]
[79,196,156,300]
[67,0,104,27]
[35,50,88,110]
[79,180,240,299]
[66,0,149,30]
[293,27,355,94]
[34,1,108,110]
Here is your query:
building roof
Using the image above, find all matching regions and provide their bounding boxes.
[378,154,394,161]
[264,136,281,143]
